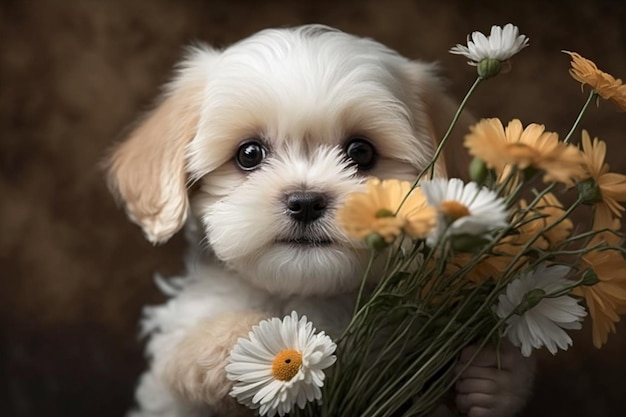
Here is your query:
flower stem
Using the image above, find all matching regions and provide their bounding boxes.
[353,251,376,316]
[502,196,585,280]
[425,76,483,180]
[395,76,483,215]
[563,89,597,143]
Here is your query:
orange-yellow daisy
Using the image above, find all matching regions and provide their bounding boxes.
[577,130,626,230]
[563,51,626,111]
[464,118,585,186]
[516,193,573,250]
[573,224,626,348]
[336,178,436,243]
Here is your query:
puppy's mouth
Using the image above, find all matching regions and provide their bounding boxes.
[275,237,333,247]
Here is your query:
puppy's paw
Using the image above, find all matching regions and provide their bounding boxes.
[454,342,535,417]
[163,311,269,415]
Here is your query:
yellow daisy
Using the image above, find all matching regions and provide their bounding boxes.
[516,193,573,250]
[464,118,585,186]
[563,51,626,111]
[578,130,626,230]
[573,225,626,348]
[337,178,436,243]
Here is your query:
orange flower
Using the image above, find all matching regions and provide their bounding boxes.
[337,178,436,243]
[563,51,626,111]
[573,224,626,348]
[465,118,585,186]
[578,130,626,230]
[516,193,573,250]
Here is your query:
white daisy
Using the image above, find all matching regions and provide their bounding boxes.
[449,23,529,65]
[495,264,587,357]
[420,178,508,246]
[226,311,336,417]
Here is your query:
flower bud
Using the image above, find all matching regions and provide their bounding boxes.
[577,178,603,205]
[387,304,418,324]
[581,269,600,286]
[522,166,539,181]
[365,232,389,250]
[450,233,492,253]
[477,58,502,79]
[513,288,546,315]
[469,157,488,185]
[387,271,410,287]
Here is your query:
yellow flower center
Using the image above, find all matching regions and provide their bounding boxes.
[440,201,470,221]
[505,143,539,165]
[375,208,395,218]
[271,349,303,381]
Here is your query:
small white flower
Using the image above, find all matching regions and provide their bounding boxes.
[420,178,507,246]
[495,264,587,357]
[450,23,529,65]
[226,311,336,417]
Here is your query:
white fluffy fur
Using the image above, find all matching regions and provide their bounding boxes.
[108,25,532,417]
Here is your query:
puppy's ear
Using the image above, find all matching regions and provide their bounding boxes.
[106,46,218,244]
[402,62,475,180]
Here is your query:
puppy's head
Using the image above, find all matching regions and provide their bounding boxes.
[107,25,469,297]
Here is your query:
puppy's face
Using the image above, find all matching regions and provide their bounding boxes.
[107,26,462,297]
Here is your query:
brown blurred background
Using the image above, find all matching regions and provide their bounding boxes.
[1,1,625,416]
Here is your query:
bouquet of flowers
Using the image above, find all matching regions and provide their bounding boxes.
[225,24,626,417]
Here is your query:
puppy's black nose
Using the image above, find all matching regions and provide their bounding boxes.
[286,192,328,223]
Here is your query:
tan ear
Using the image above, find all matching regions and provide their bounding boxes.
[106,46,217,244]
[402,62,475,180]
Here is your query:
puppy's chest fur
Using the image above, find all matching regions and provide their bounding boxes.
[142,248,357,342]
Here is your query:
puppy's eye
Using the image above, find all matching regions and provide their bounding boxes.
[236,141,267,171]
[345,137,377,170]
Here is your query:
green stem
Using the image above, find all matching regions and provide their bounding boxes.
[501,196,585,280]
[362,278,493,417]
[426,76,483,179]
[563,89,597,143]
[395,76,483,215]
[353,251,376,316]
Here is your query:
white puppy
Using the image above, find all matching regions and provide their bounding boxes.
[107,25,533,417]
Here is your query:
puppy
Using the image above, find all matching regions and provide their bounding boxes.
[107,25,533,417]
